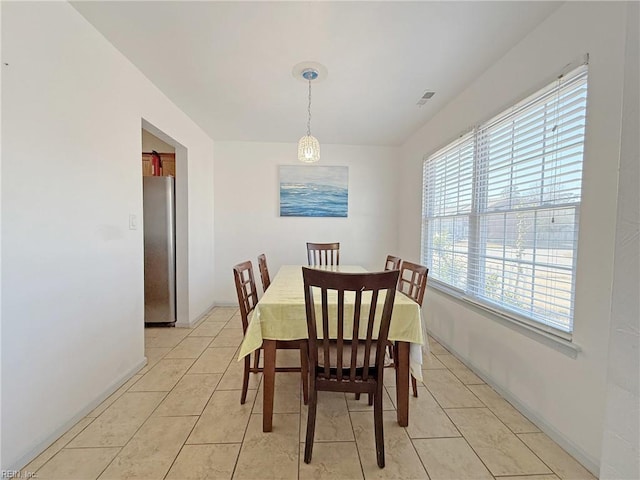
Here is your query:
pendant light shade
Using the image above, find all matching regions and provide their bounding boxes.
[298,135,320,163]
[298,68,320,164]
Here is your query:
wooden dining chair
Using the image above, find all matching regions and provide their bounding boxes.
[233,260,309,405]
[306,242,340,266]
[384,255,402,271]
[257,253,271,292]
[302,267,400,468]
[396,260,429,397]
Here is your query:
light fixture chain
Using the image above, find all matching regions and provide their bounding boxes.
[307,78,312,136]
[296,65,321,163]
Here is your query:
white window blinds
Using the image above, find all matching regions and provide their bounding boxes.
[422,64,588,336]
[423,133,474,291]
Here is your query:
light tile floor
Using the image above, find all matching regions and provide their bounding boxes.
[25,307,597,479]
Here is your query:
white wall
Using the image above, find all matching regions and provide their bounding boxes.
[1,2,215,469]
[600,2,640,478]
[0,1,4,469]
[399,2,631,473]
[213,141,400,303]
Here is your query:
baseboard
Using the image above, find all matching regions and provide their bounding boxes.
[428,332,600,477]
[10,358,147,471]
[175,301,216,328]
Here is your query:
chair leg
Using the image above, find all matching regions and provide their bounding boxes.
[300,341,309,405]
[394,343,400,386]
[253,348,261,370]
[241,355,250,404]
[304,386,318,464]
[411,374,418,397]
[354,393,372,402]
[373,388,385,468]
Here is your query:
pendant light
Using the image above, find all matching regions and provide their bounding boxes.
[298,68,320,163]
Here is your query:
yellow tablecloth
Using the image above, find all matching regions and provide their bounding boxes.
[238,265,426,381]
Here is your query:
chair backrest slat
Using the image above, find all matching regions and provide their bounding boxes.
[398,260,429,307]
[362,290,379,380]
[336,291,344,382]
[349,290,361,382]
[321,289,331,378]
[307,242,340,266]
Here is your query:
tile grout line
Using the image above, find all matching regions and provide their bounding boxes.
[44,357,176,476]
[161,341,233,480]
[422,340,499,478]
[405,406,437,480]
[31,418,102,475]
[400,356,464,479]
[347,407,367,480]
[138,326,201,480]
[33,348,175,475]
[31,310,236,478]
[96,314,230,479]
[161,415,202,479]
[94,349,183,478]
[426,339,559,479]
[30,312,578,480]
[230,345,262,480]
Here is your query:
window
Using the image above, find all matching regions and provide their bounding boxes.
[422,64,588,337]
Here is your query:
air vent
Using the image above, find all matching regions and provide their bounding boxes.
[417,90,435,106]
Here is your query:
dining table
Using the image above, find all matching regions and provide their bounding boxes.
[238,265,427,432]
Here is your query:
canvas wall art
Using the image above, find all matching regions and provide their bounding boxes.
[279,165,348,217]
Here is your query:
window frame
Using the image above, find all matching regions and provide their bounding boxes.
[421,61,589,342]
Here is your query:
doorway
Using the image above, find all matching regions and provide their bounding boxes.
[141,119,189,329]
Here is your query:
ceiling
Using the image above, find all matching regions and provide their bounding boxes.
[72,1,562,147]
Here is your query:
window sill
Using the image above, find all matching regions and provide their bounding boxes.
[428,281,582,359]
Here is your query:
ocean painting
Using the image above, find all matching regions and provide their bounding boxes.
[279,166,348,217]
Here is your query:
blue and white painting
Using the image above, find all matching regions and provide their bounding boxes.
[279,166,348,217]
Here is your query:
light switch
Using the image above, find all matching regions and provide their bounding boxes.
[129,214,137,230]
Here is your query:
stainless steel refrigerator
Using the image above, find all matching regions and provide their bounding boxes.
[143,176,176,324]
